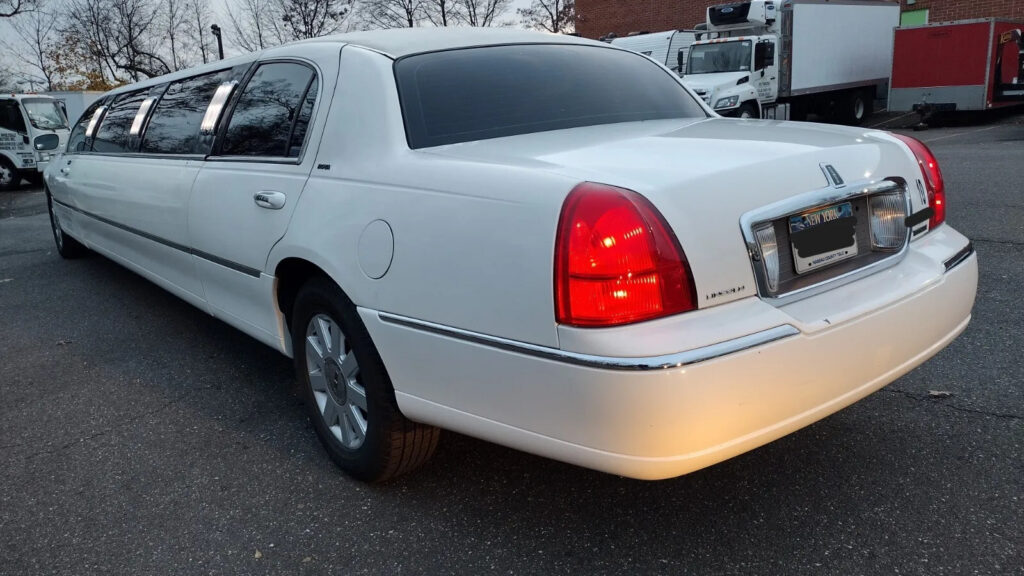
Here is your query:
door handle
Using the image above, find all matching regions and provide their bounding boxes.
[254,191,286,210]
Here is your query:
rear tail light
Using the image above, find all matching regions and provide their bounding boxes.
[892,133,945,230]
[554,182,697,327]
[868,192,907,250]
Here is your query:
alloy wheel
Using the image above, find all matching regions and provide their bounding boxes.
[305,313,368,449]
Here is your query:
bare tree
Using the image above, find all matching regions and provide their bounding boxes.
[1,0,36,18]
[228,0,354,51]
[1,5,59,89]
[518,0,574,34]
[187,0,213,64]
[460,0,509,27]
[361,0,423,29]
[64,0,173,82]
[161,0,192,70]
[423,0,461,27]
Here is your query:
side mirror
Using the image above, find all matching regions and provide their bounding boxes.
[34,133,60,151]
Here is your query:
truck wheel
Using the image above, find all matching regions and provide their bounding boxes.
[292,276,440,482]
[737,103,759,119]
[0,157,20,191]
[843,90,873,126]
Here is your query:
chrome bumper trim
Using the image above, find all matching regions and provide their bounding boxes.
[377,312,800,372]
[943,242,975,272]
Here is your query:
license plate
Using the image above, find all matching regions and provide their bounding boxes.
[788,202,858,274]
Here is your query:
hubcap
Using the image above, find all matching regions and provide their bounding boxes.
[854,98,865,119]
[305,314,368,449]
[0,164,12,186]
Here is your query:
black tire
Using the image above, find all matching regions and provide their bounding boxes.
[0,157,20,191]
[736,102,759,119]
[292,276,440,482]
[46,190,88,259]
[842,89,873,126]
[25,171,44,188]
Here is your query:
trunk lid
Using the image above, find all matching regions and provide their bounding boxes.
[423,118,923,308]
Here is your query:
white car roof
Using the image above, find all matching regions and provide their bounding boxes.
[102,28,606,98]
[304,27,602,58]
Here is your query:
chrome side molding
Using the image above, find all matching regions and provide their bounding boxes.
[377,312,800,372]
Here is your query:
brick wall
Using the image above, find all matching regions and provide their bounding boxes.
[576,0,1024,40]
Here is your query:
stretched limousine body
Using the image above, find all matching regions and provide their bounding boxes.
[45,28,978,481]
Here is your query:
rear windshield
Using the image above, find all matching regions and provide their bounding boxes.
[395,44,706,149]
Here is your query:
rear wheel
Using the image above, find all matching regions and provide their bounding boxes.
[0,157,19,191]
[292,277,440,482]
[46,190,87,259]
[842,89,873,126]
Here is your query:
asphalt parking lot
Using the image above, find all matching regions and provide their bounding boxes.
[1,117,1022,575]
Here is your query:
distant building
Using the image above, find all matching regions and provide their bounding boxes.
[576,0,1024,40]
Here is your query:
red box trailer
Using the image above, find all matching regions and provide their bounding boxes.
[889,18,1024,112]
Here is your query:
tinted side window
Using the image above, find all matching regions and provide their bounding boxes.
[288,79,318,158]
[0,100,27,133]
[67,99,106,153]
[221,63,316,157]
[93,90,147,153]
[142,69,232,155]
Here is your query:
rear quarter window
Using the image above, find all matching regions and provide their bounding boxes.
[220,62,318,158]
[395,44,706,149]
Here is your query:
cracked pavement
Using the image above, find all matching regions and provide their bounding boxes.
[1,119,1022,575]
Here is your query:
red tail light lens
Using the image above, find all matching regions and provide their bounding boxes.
[554,182,697,327]
[893,133,945,229]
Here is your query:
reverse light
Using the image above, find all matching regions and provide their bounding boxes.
[892,133,945,230]
[555,183,697,327]
[753,224,779,292]
[868,192,907,250]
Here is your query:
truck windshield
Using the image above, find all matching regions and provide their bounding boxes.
[687,41,753,74]
[22,98,69,131]
[395,44,707,149]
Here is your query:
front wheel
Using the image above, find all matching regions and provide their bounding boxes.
[292,277,440,482]
[737,102,759,119]
[0,157,19,191]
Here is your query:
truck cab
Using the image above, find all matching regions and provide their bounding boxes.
[684,35,778,117]
[0,94,70,190]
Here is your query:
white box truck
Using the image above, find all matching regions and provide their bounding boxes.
[1,94,70,190]
[682,0,900,124]
[44,90,104,126]
[611,30,699,74]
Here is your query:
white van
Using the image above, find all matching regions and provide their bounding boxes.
[44,28,976,482]
[611,30,698,74]
[0,94,70,190]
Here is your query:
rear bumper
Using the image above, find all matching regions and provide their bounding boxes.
[362,227,977,479]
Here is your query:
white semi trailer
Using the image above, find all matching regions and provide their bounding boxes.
[682,0,900,124]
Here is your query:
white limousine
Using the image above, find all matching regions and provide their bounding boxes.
[45,28,978,481]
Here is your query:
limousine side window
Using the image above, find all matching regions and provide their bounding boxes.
[220,62,317,158]
[67,98,107,153]
[141,69,232,155]
[92,90,148,153]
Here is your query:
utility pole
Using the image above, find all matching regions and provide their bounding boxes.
[210,24,225,60]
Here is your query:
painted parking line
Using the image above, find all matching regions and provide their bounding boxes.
[918,125,1003,144]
